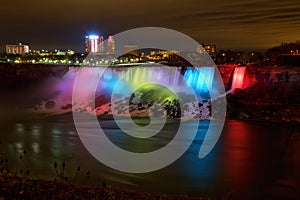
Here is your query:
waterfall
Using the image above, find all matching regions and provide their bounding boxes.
[70,66,216,96]
[36,66,217,113]
[231,66,246,92]
[183,67,215,93]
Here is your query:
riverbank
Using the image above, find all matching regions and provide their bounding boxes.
[30,83,299,124]
[0,174,211,200]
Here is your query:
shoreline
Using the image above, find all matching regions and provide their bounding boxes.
[9,108,300,125]
[0,174,201,200]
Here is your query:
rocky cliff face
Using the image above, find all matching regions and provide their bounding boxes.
[227,82,300,123]
[222,65,300,123]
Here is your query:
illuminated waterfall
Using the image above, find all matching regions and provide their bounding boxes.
[231,67,246,91]
[183,67,215,93]
[59,66,216,105]
[100,66,215,96]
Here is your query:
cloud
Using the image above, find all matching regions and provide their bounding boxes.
[0,0,299,50]
[160,0,300,49]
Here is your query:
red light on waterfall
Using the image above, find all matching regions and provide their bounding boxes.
[231,67,246,91]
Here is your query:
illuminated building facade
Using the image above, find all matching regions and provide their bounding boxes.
[204,44,216,56]
[85,34,116,54]
[99,36,104,54]
[6,43,29,55]
[197,44,216,57]
[107,36,115,55]
[85,35,100,53]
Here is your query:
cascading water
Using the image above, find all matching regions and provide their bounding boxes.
[231,66,246,92]
[184,67,215,94]
[34,65,217,118]
[66,66,216,97]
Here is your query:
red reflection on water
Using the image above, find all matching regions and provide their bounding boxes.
[223,121,252,180]
[220,120,264,197]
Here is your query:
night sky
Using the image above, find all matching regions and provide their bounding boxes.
[1,0,300,52]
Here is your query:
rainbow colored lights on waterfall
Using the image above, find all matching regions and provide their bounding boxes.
[95,67,215,97]
[61,66,217,102]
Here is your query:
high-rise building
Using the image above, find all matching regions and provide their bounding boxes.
[107,36,115,55]
[85,36,90,53]
[85,35,100,53]
[99,36,104,54]
[85,34,116,54]
[6,43,29,55]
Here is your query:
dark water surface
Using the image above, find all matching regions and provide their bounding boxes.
[0,111,299,199]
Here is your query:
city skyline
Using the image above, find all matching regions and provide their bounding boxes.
[0,0,300,52]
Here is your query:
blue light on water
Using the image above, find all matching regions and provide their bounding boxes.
[97,69,132,96]
[183,67,215,94]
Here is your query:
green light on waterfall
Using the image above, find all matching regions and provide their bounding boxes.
[134,83,177,103]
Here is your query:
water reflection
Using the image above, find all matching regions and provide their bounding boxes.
[1,116,300,198]
[220,121,300,199]
[32,142,40,153]
[15,123,24,133]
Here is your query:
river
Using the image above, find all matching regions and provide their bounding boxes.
[0,111,299,199]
